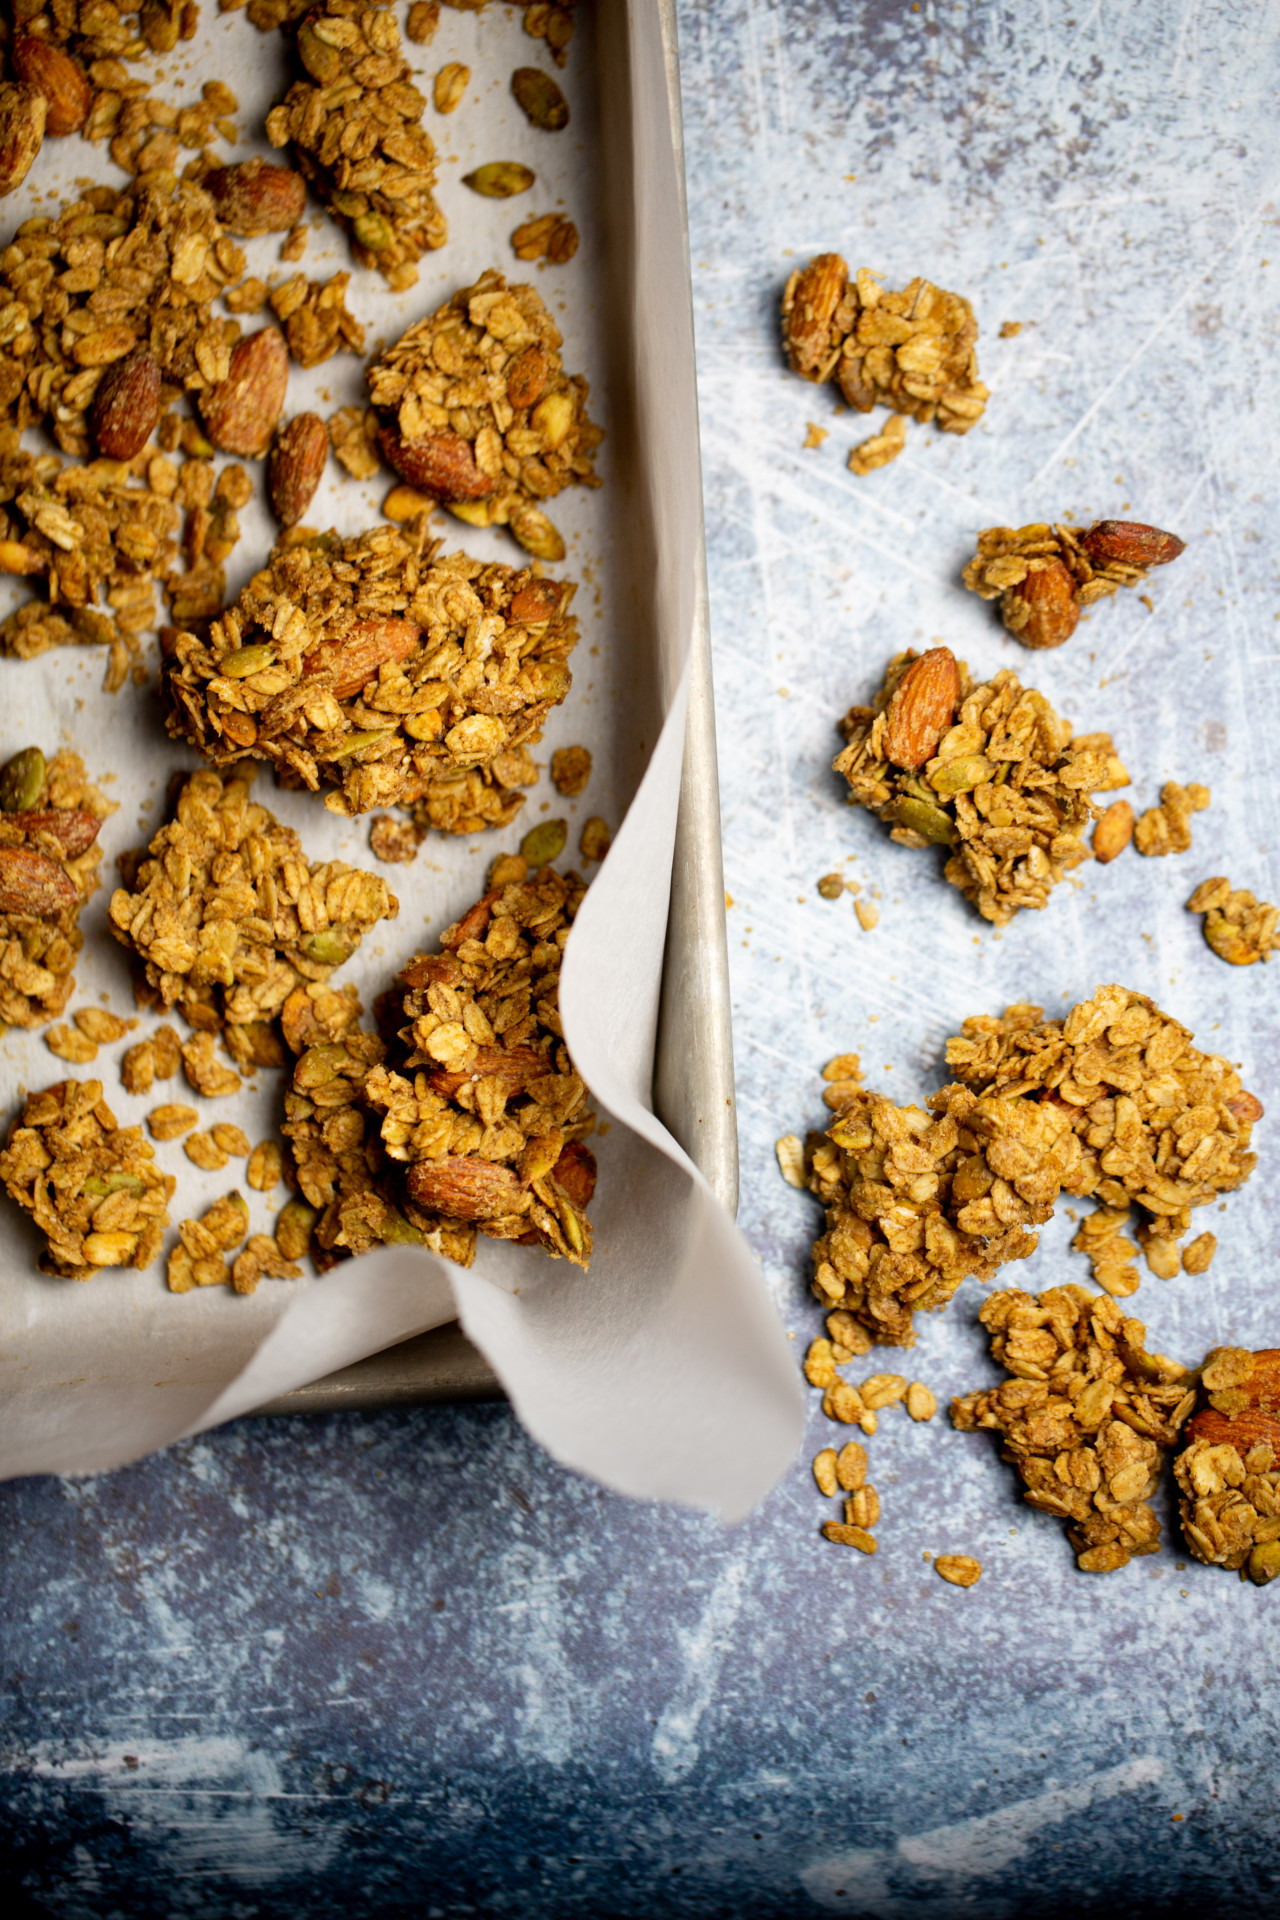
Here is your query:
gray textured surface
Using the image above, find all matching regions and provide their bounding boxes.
[3,1,1280,1913]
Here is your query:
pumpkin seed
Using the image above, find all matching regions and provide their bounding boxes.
[511,67,569,132]
[0,746,45,812]
[929,754,994,797]
[463,161,536,198]
[892,796,956,845]
[521,817,567,868]
[218,643,275,679]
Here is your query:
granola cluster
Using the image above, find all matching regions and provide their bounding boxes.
[962,519,1186,650]
[267,271,364,370]
[952,1286,1195,1572]
[0,746,111,1032]
[265,0,446,291]
[1187,876,1278,966]
[1174,1348,1280,1585]
[1133,780,1210,858]
[782,254,987,442]
[0,1077,175,1277]
[107,766,398,1038]
[834,647,1128,926]
[366,268,603,562]
[162,525,579,829]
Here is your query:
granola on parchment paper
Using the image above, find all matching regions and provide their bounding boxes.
[365,268,603,563]
[962,520,1186,651]
[0,746,112,1032]
[833,646,1131,926]
[0,1077,175,1277]
[1133,781,1210,858]
[1174,1348,1280,1584]
[952,1285,1195,1572]
[107,765,398,1037]
[511,212,579,266]
[1187,876,1279,966]
[782,253,988,437]
[264,0,446,291]
[268,271,365,371]
[162,524,580,829]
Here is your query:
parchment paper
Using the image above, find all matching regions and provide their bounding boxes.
[0,1,805,1515]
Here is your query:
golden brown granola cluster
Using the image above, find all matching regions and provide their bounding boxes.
[1174,1348,1280,1585]
[366,268,603,562]
[0,1076,175,1277]
[162,525,579,829]
[264,0,445,291]
[1187,876,1278,966]
[0,746,111,1032]
[962,520,1186,651]
[107,766,398,1040]
[833,647,1129,926]
[782,254,987,445]
[267,271,365,370]
[952,1286,1195,1572]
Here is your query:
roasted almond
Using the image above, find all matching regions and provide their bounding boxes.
[881,647,961,770]
[0,845,78,916]
[509,578,564,624]
[378,424,496,501]
[439,890,502,951]
[1002,558,1080,650]
[784,252,848,380]
[506,344,550,410]
[1092,799,1134,865]
[5,808,102,857]
[198,329,289,457]
[1226,1090,1265,1127]
[427,1044,546,1099]
[0,82,46,197]
[267,412,328,527]
[1081,520,1186,570]
[301,617,420,697]
[11,34,92,138]
[550,1140,596,1207]
[203,159,307,236]
[89,345,161,460]
[406,1154,527,1221]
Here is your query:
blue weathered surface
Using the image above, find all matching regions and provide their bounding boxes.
[3,1,1280,1912]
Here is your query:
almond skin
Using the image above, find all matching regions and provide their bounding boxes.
[11,34,92,138]
[406,1155,527,1221]
[1002,558,1080,650]
[426,1044,546,1100]
[89,345,161,460]
[0,845,78,916]
[1081,520,1185,570]
[509,579,565,624]
[1092,799,1134,865]
[0,82,46,197]
[4,808,102,857]
[198,329,289,457]
[881,647,961,770]
[1226,1090,1265,1127]
[551,1140,597,1208]
[267,412,328,527]
[203,159,307,236]
[378,424,496,501]
[506,343,550,409]
[300,616,420,698]
[784,252,849,380]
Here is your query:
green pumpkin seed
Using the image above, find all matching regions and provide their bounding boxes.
[1248,1539,1280,1586]
[218,643,275,679]
[381,1211,425,1247]
[463,161,536,198]
[353,211,393,253]
[892,795,956,845]
[299,930,354,968]
[511,67,570,132]
[929,754,994,797]
[0,746,45,813]
[510,503,566,561]
[521,817,567,868]
[84,1171,144,1197]
[276,1198,318,1261]
[327,728,395,760]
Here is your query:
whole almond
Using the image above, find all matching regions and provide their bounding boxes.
[509,578,564,623]
[1001,558,1080,650]
[0,845,78,916]
[784,252,849,380]
[550,1140,597,1207]
[881,647,961,770]
[1080,519,1186,570]
[301,617,421,698]
[89,345,161,460]
[1092,799,1134,865]
[407,1154,526,1221]
[0,82,46,197]
[379,424,496,501]
[203,159,307,237]
[199,329,289,457]
[506,344,550,410]
[427,1044,545,1099]
[267,412,328,527]
[511,66,569,132]
[6,807,102,857]
[11,34,92,138]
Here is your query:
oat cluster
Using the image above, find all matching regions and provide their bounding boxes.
[366,268,603,562]
[962,519,1186,642]
[834,649,1127,926]
[952,1286,1195,1572]
[265,0,445,291]
[0,1077,175,1278]
[163,524,580,830]
[107,766,398,1036]
[1134,780,1210,858]
[782,255,987,440]
[267,271,364,370]
[1187,876,1278,967]
[0,747,111,1032]
[1174,1348,1280,1585]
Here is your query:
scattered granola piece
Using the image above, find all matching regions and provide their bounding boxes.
[953,1286,1195,1571]
[406,1,440,41]
[148,1103,199,1141]
[210,1123,251,1158]
[802,422,828,450]
[834,648,1124,926]
[268,414,329,529]
[906,1382,937,1422]
[511,211,579,265]
[854,900,878,931]
[998,321,1022,338]
[163,531,579,832]
[121,1039,157,1096]
[934,1555,982,1587]
[963,520,1185,649]
[169,1190,252,1291]
[782,254,987,435]
[816,873,844,899]
[184,1130,229,1171]
[366,268,603,561]
[464,161,536,199]
[152,1025,182,1078]
[0,748,111,1031]
[275,1196,318,1262]
[434,63,470,113]
[369,816,422,865]
[74,1008,135,1045]
[775,1134,805,1188]
[1072,1205,1142,1298]
[835,1440,868,1489]
[522,818,567,867]
[551,745,592,798]
[1175,1349,1280,1583]
[579,816,610,864]
[1133,782,1210,857]
[848,412,906,475]
[328,405,382,481]
[0,1080,174,1277]
[231,1232,303,1295]
[1182,1231,1217,1276]
[812,1448,839,1496]
[1187,876,1278,966]
[511,66,568,131]
[181,1032,243,1100]
[1138,1222,1182,1280]
[269,273,365,370]
[247,1139,284,1192]
[822,1521,877,1553]
[280,224,309,264]
[1093,799,1135,864]
[47,1024,97,1063]
[845,1485,880,1529]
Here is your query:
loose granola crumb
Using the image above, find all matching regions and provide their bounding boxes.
[802,422,828,450]
[816,873,844,899]
[73,1008,135,1044]
[148,1103,199,1141]
[579,816,611,864]
[328,405,381,481]
[370,816,423,864]
[184,1130,229,1171]
[845,1485,880,1529]
[848,412,906,475]
[1134,782,1210,857]
[47,1024,98,1064]
[854,900,879,931]
[1175,1350,1280,1582]
[406,1,440,41]
[247,1139,284,1192]
[906,1382,937,1422]
[934,1554,982,1587]
[775,1134,805,1188]
[1072,1205,1142,1298]
[168,1191,252,1291]
[999,321,1022,338]
[231,1232,302,1294]
[551,745,592,798]
[1187,876,1278,966]
[181,1032,243,1099]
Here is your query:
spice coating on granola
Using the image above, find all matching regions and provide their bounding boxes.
[962,519,1186,650]
[0,1078,175,1278]
[366,268,603,561]
[0,747,111,1031]
[834,648,1129,925]
[1174,1348,1280,1584]
[163,524,579,828]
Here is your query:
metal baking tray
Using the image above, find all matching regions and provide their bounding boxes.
[254,0,734,1419]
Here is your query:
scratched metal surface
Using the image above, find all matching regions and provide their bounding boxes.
[2,1,1280,1914]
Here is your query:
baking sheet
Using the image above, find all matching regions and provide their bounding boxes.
[0,0,805,1510]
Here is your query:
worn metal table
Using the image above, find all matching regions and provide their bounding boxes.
[3,3,1279,1914]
